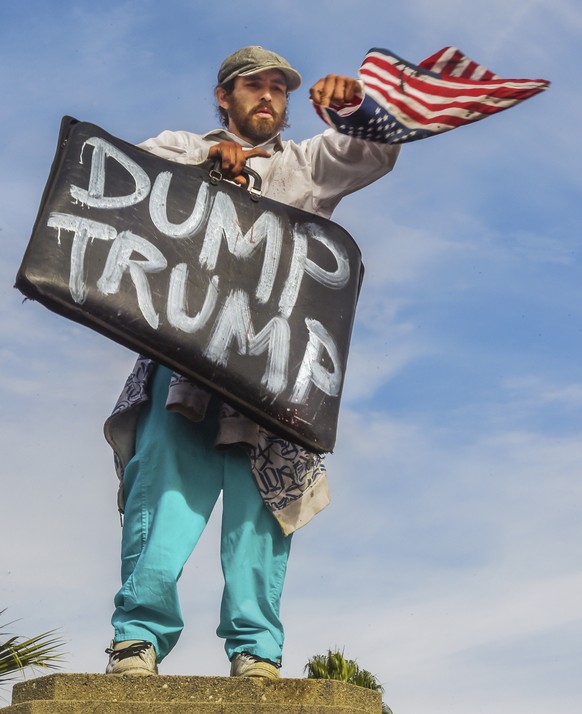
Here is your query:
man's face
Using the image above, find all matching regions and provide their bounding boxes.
[217,69,288,145]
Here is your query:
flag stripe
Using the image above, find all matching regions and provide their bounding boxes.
[365,84,514,130]
[367,70,547,109]
[361,73,544,130]
[361,66,543,113]
[364,53,546,97]
[419,47,498,80]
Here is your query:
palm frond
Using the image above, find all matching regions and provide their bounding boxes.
[0,611,66,686]
[351,666,384,692]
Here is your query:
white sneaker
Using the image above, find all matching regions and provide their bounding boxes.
[105,640,158,675]
[230,652,281,679]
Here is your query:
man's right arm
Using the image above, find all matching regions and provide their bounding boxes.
[296,129,400,218]
[303,74,401,216]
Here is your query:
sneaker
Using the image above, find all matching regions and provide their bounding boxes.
[230,652,281,679]
[105,640,158,675]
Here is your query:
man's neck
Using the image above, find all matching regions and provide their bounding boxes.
[208,127,282,151]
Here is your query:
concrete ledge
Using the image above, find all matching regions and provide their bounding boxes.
[4,673,382,713]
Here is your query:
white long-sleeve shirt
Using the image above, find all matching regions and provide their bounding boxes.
[138,126,399,218]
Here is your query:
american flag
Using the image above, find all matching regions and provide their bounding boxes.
[314,46,550,144]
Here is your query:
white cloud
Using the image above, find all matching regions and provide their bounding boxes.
[503,374,582,409]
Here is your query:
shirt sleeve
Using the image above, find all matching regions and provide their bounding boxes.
[137,130,211,165]
[301,128,401,216]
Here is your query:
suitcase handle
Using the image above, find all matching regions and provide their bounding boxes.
[208,162,263,202]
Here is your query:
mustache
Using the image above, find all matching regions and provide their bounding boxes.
[253,102,277,118]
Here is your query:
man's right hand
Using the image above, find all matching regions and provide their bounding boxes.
[208,142,271,185]
[310,75,361,109]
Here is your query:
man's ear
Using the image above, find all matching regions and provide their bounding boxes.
[215,85,230,111]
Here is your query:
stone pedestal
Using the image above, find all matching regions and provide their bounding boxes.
[3,673,382,713]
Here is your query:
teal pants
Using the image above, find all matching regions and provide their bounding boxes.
[111,365,292,664]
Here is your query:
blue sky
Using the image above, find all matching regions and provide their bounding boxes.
[1,1,581,712]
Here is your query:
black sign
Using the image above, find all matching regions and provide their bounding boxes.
[15,117,364,453]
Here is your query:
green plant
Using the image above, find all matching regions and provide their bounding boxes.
[305,648,393,713]
[0,610,66,686]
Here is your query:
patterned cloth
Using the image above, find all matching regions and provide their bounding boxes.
[104,356,329,535]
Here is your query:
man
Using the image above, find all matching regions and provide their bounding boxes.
[104,46,399,679]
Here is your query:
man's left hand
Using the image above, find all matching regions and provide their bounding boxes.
[309,75,360,108]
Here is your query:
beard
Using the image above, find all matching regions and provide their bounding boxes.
[228,101,288,145]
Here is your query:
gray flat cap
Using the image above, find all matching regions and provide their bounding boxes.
[217,46,302,91]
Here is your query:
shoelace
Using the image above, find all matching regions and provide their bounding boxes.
[239,651,281,669]
[105,641,152,662]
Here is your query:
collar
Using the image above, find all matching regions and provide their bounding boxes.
[202,128,283,153]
